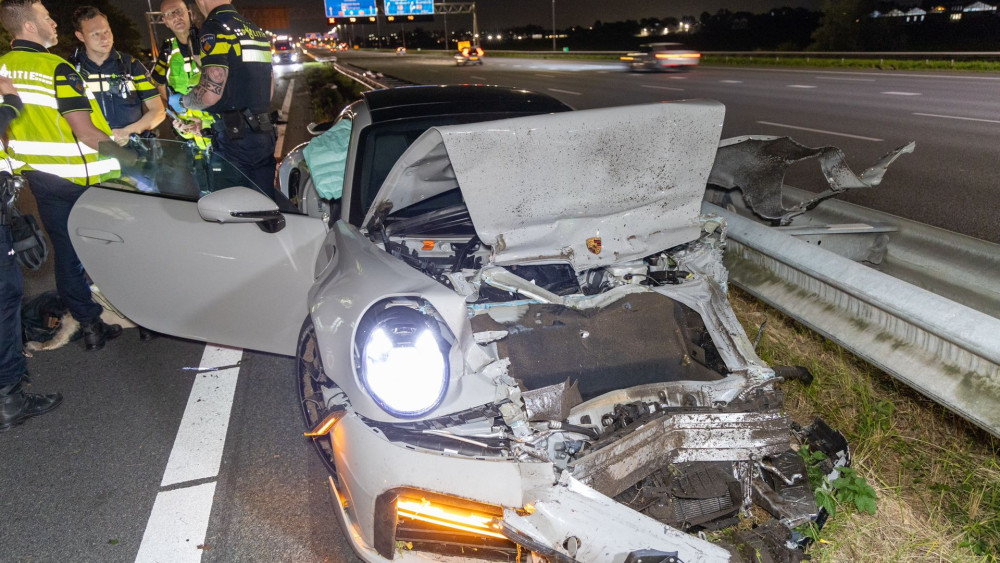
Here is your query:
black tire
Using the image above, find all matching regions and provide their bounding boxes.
[296,317,338,476]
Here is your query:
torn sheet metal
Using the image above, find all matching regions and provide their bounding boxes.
[502,473,734,562]
[521,379,584,421]
[708,136,914,225]
[570,410,790,499]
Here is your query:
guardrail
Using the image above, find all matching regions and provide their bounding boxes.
[704,186,1000,320]
[705,201,1000,438]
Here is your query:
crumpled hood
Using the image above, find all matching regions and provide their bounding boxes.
[364,100,726,271]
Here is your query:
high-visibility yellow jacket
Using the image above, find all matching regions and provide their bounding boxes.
[0,40,119,186]
[153,37,214,149]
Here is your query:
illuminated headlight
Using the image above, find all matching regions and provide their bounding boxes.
[356,302,449,418]
[291,53,298,61]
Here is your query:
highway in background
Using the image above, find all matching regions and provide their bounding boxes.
[333,51,1000,244]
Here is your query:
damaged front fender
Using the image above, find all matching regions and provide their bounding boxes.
[708,136,915,225]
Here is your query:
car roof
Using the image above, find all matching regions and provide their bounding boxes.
[362,85,573,123]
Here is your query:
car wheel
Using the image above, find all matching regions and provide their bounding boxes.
[296,317,338,476]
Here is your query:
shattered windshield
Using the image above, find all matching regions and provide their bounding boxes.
[95,138,269,202]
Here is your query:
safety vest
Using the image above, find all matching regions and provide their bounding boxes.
[0,46,120,186]
[165,37,214,149]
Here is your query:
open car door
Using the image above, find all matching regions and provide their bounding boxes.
[67,140,327,356]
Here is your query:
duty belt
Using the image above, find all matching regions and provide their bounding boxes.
[215,108,275,140]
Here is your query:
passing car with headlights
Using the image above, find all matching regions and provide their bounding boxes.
[272,37,299,64]
[67,85,851,562]
[621,42,701,71]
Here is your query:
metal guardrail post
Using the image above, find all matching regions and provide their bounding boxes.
[704,202,1000,438]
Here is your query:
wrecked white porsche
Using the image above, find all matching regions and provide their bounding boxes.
[68,86,856,562]
[292,94,838,562]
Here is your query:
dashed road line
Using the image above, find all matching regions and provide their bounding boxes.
[548,88,582,96]
[534,73,556,78]
[470,75,487,81]
[641,84,684,91]
[882,91,922,96]
[914,112,1000,124]
[273,78,295,159]
[787,84,817,89]
[135,483,217,563]
[719,79,743,83]
[135,345,244,562]
[757,121,884,142]
[815,76,876,82]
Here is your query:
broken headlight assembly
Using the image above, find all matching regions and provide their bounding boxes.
[355,299,451,418]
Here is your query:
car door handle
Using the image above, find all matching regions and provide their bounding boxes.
[76,228,124,244]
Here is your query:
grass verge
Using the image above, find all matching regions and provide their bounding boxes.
[728,287,1000,561]
[303,62,368,123]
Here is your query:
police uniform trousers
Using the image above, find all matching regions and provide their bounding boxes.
[211,125,277,200]
[24,171,103,325]
[1,224,26,386]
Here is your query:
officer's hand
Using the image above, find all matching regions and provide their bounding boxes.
[111,128,131,146]
[0,76,17,96]
[173,117,203,135]
[99,140,139,168]
[168,93,185,113]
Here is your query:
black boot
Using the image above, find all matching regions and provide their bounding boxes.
[82,319,123,351]
[0,379,63,431]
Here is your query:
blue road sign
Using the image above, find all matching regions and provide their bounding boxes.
[325,0,378,18]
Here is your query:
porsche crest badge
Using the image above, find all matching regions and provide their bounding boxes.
[586,237,602,255]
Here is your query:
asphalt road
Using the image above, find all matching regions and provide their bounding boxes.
[336,51,1000,244]
[4,54,997,562]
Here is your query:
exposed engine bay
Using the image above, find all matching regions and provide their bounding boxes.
[307,216,848,561]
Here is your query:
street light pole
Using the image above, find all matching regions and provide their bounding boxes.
[551,0,556,51]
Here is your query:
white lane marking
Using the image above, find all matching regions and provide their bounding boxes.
[137,344,243,563]
[470,75,487,81]
[534,73,555,78]
[548,88,582,96]
[273,78,295,159]
[914,112,1000,124]
[815,76,875,82]
[787,84,817,89]
[719,79,743,83]
[641,84,684,91]
[134,483,216,563]
[757,121,884,142]
[160,345,244,487]
[882,91,922,96]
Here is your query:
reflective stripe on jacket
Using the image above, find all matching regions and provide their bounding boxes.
[0,48,119,186]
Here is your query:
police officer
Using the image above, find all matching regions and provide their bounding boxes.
[179,0,276,199]
[0,75,63,430]
[71,5,165,144]
[0,0,123,351]
[150,0,214,150]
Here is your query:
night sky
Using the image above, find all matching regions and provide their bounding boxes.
[111,0,827,45]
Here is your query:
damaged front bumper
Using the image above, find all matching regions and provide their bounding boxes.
[323,385,828,563]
